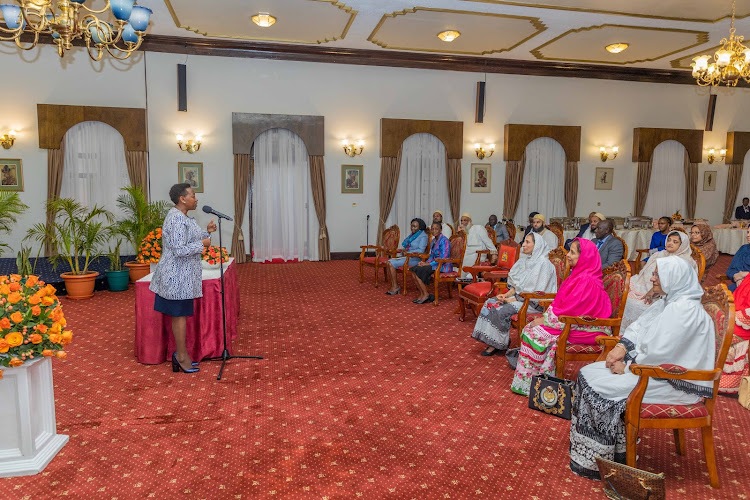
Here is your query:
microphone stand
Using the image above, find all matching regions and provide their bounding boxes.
[203,216,262,380]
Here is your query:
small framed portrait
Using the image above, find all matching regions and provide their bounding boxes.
[470,163,491,193]
[703,170,717,191]
[178,162,204,193]
[341,165,363,194]
[594,167,614,190]
[0,159,23,191]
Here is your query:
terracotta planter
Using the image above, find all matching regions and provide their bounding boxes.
[60,271,98,300]
[125,261,152,283]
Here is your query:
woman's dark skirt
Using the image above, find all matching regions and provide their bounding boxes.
[410,264,436,285]
[154,294,195,317]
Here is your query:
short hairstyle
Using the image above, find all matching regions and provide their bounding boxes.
[659,216,673,226]
[744,197,749,202]
[598,219,614,234]
[431,222,443,231]
[411,218,427,231]
[169,183,191,205]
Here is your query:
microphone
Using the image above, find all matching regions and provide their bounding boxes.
[202,205,233,221]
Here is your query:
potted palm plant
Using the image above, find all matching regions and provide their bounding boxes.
[105,240,130,292]
[113,186,170,282]
[0,191,29,257]
[25,198,113,300]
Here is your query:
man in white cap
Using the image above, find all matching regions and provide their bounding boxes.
[531,213,559,249]
[564,212,603,250]
[432,210,452,239]
[459,212,497,277]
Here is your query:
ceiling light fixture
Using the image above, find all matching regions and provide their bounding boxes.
[437,30,460,43]
[692,0,750,86]
[605,43,629,54]
[251,12,276,28]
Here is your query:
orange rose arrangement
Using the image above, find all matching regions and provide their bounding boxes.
[0,274,72,379]
[136,227,162,263]
[201,246,229,266]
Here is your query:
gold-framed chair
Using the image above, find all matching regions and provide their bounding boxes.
[359,225,400,287]
[548,222,564,249]
[432,230,467,306]
[612,232,629,261]
[506,221,517,242]
[691,244,706,282]
[400,232,433,295]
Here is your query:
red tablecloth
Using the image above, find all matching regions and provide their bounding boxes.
[134,260,240,364]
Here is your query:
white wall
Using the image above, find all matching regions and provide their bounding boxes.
[2,44,750,256]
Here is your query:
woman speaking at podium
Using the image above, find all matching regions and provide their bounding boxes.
[149,183,216,374]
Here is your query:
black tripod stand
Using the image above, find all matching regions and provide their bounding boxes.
[203,216,262,380]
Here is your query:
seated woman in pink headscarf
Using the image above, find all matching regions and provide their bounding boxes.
[511,238,613,396]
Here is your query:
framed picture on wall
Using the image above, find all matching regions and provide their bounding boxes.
[594,167,614,190]
[0,159,23,191]
[178,162,204,193]
[470,163,491,193]
[341,165,363,194]
[703,170,717,191]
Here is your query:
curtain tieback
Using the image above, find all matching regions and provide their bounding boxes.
[319,225,328,240]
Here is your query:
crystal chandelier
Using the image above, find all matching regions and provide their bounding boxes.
[692,0,750,87]
[0,0,152,60]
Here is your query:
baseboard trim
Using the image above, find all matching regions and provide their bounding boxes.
[331,252,363,260]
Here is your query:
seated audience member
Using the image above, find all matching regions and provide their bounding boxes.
[649,217,672,254]
[531,213,558,249]
[385,218,428,296]
[564,212,602,250]
[569,257,714,479]
[510,239,612,395]
[409,222,451,304]
[622,231,696,328]
[432,210,452,239]
[487,214,510,243]
[724,276,750,391]
[593,219,624,269]
[459,213,498,277]
[523,211,540,238]
[736,197,750,220]
[471,233,557,356]
[726,228,750,291]
[689,221,719,270]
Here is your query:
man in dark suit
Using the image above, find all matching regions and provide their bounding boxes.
[592,219,624,270]
[564,211,603,250]
[735,197,750,220]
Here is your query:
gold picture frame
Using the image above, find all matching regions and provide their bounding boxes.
[471,163,491,193]
[0,159,23,191]
[178,162,204,193]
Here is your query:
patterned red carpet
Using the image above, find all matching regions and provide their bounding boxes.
[3,257,749,499]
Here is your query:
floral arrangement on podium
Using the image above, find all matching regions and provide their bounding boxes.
[672,210,683,221]
[0,274,72,379]
[137,228,162,263]
[201,246,229,269]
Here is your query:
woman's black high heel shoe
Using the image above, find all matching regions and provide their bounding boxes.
[172,352,200,373]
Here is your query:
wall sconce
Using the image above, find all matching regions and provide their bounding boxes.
[707,148,726,164]
[342,139,364,157]
[475,143,495,160]
[1,130,16,149]
[600,146,618,162]
[177,134,202,154]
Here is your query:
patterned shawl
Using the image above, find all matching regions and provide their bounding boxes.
[507,232,557,294]
[692,222,719,268]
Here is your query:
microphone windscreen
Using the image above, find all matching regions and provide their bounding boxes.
[202,205,212,214]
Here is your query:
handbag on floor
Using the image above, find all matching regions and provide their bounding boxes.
[595,457,666,500]
[740,376,750,410]
[505,347,520,370]
[528,374,575,420]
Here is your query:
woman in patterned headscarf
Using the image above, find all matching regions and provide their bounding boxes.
[689,221,719,269]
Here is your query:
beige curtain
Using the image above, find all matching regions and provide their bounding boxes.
[45,142,66,256]
[502,152,525,220]
[230,154,251,263]
[309,155,330,260]
[684,151,699,219]
[723,163,744,223]
[446,155,462,225]
[125,150,149,197]
[377,147,403,245]
[564,161,578,218]
[633,159,653,217]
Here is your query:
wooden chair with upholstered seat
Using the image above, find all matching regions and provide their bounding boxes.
[431,230,467,306]
[400,232,433,295]
[505,221,516,242]
[612,232,629,262]
[691,244,706,282]
[548,222,564,249]
[595,284,735,489]
[511,247,569,336]
[359,225,400,287]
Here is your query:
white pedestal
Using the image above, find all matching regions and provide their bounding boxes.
[0,357,68,478]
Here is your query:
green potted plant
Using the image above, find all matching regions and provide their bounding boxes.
[0,191,29,257]
[25,198,113,300]
[113,185,170,282]
[105,239,130,292]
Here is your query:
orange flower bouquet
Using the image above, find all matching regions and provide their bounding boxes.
[0,274,72,379]
[201,246,229,269]
[136,227,162,263]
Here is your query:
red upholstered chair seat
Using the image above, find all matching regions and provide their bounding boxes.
[463,281,493,297]
[362,256,389,265]
[565,343,603,354]
[640,403,709,419]
[440,271,459,278]
[511,313,542,323]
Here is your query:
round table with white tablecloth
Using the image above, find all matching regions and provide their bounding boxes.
[713,228,747,255]
[613,229,655,261]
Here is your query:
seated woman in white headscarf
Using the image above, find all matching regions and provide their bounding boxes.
[621,230,697,329]
[459,212,497,277]
[569,256,715,479]
[471,232,557,356]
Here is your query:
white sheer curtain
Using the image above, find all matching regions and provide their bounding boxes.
[643,140,687,219]
[251,128,319,262]
[60,121,130,218]
[733,150,750,206]
[515,137,566,220]
[386,133,449,236]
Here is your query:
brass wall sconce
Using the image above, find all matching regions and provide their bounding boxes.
[342,139,364,157]
[177,134,202,154]
[707,148,726,164]
[474,143,495,160]
[1,131,16,149]
[600,146,618,162]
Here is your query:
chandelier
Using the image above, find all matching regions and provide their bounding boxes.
[692,0,750,86]
[0,0,152,60]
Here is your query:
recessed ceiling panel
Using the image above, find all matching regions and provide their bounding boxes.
[670,45,724,69]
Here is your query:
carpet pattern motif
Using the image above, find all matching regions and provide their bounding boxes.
[2,256,749,499]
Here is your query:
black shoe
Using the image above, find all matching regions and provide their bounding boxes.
[385,288,401,295]
[481,347,498,357]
